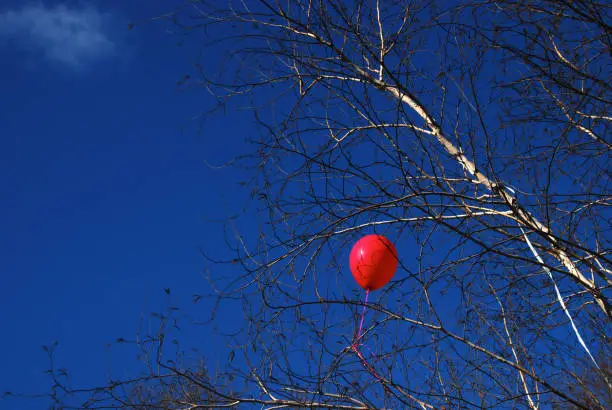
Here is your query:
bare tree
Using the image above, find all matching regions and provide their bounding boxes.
[21,1,611,409]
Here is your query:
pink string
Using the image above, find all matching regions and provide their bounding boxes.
[356,289,370,342]
[351,289,383,381]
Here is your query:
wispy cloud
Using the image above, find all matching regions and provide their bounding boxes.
[0,3,115,68]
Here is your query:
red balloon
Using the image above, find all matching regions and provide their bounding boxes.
[349,235,398,291]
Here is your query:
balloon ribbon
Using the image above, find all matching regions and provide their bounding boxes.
[356,289,370,342]
[351,290,383,380]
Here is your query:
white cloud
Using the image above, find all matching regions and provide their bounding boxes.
[0,3,115,67]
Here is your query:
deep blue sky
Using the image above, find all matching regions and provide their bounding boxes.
[1,2,605,409]
[0,1,254,406]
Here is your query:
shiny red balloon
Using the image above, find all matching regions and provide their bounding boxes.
[349,235,398,291]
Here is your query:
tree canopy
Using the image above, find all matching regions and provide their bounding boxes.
[36,1,611,408]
